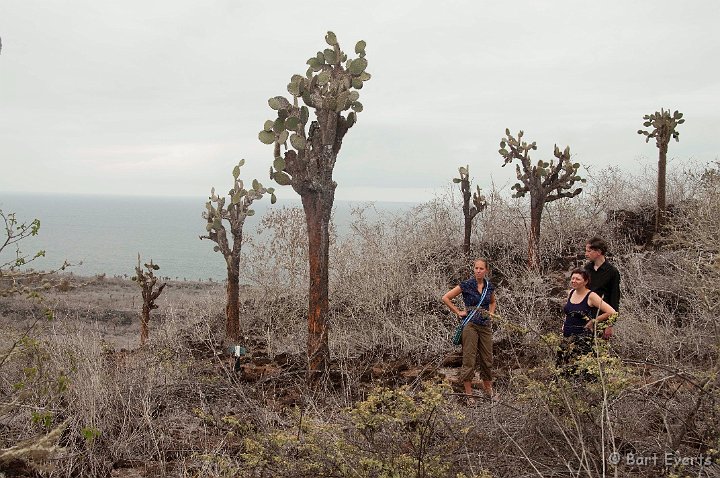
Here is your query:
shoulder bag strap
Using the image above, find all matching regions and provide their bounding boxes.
[464,278,490,325]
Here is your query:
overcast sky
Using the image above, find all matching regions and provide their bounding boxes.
[1,1,718,202]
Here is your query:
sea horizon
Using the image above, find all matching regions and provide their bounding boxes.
[0,192,419,281]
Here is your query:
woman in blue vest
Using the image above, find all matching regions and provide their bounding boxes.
[442,258,497,403]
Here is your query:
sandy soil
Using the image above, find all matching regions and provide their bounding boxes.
[0,274,223,349]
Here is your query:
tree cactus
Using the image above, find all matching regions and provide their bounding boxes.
[258,31,370,381]
[200,160,275,342]
[453,165,487,256]
[132,254,166,346]
[638,109,685,234]
[499,129,585,269]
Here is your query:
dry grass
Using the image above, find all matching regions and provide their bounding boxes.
[1,164,719,477]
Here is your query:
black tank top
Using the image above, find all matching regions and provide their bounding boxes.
[562,290,592,337]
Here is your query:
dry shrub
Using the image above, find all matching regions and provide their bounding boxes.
[609,163,719,365]
[485,163,720,476]
[55,278,72,292]
[0,306,264,477]
[240,199,465,362]
[237,162,718,376]
[2,163,719,477]
[241,205,311,291]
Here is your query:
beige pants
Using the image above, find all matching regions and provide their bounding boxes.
[458,322,493,382]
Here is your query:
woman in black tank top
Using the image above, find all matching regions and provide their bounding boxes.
[562,268,617,336]
[557,269,617,371]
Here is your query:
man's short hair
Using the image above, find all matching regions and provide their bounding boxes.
[586,237,608,255]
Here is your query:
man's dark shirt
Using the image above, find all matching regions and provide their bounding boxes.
[584,260,621,314]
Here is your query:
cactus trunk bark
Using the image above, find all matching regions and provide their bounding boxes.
[135,258,166,346]
[462,187,471,257]
[528,196,544,270]
[301,189,333,382]
[463,215,472,257]
[140,304,150,345]
[655,141,668,233]
[225,255,241,342]
[462,179,471,256]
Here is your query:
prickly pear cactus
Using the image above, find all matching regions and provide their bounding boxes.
[259,31,371,191]
[257,32,372,381]
[200,159,275,260]
[499,129,584,202]
[498,129,585,268]
[132,255,162,291]
[199,159,273,342]
[453,165,487,255]
[132,254,166,345]
[638,109,684,232]
[638,109,684,146]
[454,165,487,220]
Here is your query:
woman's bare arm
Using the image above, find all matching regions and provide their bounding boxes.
[442,286,465,317]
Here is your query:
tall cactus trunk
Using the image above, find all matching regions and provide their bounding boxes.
[140,304,150,346]
[225,255,241,342]
[655,141,668,233]
[463,215,472,257]
[462,182,472,257]
[301,189,333,383]
[528,196,544,270]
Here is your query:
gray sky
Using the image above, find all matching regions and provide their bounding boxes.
[1,1,718,202]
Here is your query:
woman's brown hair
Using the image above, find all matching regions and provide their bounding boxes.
[570,268,591,286]
[474,257,490,269]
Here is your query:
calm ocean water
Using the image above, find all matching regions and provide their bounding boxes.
[0,193,416,281]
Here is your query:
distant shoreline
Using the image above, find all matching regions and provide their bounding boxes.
[0,193,420,282]
[0,191,422,206]
[54,270,229,287]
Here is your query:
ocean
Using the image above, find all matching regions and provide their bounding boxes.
[0,193,416,281]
